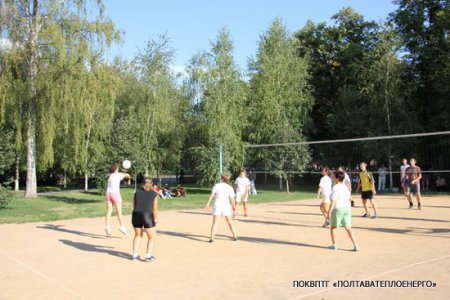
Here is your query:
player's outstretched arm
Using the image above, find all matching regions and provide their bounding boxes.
[205,192,215,209]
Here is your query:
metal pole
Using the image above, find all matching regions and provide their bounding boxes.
[219,144,223,182]
[389,155,393,191]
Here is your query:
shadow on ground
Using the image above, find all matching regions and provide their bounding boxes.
[37,224,119,239]
[43,195,100,204]
[353,226,450,239]
[59,239,130,259]
[158,230,209,242]
[158,230,326,249]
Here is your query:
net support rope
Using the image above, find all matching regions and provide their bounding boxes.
[244,131,450,148]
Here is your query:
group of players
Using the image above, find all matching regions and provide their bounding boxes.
[316,158,423,251]
[102,158,423,260]
[103,166,254,261]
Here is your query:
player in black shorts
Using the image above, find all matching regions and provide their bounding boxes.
[132,177,159,262]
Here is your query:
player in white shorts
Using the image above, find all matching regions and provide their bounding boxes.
[317,167,332,227]
[204,172,238,242]
[233,169,251,217]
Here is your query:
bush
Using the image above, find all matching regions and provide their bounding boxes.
[95,166,110,196]
[0,185,13,209]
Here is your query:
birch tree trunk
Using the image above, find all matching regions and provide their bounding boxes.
[14,156,19,192]
[24,0,40,198]
[84,113,93,192]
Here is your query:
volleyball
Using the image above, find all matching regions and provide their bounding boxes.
[122,159,131,169]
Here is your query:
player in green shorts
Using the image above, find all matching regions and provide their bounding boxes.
[327,171,359,251]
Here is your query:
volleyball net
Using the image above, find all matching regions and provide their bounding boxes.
[243,131,450,192]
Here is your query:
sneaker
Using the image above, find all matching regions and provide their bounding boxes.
[105,227,111,237]
[371,214,378,219]
[351,200,355,207]
[132,254,140,261]
[322,221,327,228]
[233,237,238,241]
[362,213,370,218]
[354,245,360,252]
[119,226,128,235]
[145,255,156,262]
[418,203,421,210]
[328,244,338,250]
[409,202,413,209]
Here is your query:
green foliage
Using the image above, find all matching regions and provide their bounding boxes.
[111,34,186,177]
[184,28,246,184]
[0,126,15,179]
[295,8,383,139]
[1,2,449,198]
[0,0,121,196]
[0,185,12,209]
[246,19,313,179]
[390,0,450,132]
[94,163,110,195]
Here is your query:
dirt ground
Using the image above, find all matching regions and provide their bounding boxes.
[0,194,449,300]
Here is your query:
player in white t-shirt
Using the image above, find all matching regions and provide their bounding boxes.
[105,164,130,237]
[233,169,251,217]
[316,167,332,227]
[204,172,238,242]
[327,171,359,251]
[338,166,353,207]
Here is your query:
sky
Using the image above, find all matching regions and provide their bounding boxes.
[103,0,398,72]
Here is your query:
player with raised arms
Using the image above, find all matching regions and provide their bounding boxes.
[104,162,131,236]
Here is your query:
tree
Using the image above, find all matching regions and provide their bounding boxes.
[185,28,246,184]
[0,0,118,197]
[111,35,186,180]
[295,8,380,140]
[247,19,313,191]
[391,0,450,132]
[0,41,26,191]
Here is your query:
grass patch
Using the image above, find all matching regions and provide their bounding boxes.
[0,185,316,224]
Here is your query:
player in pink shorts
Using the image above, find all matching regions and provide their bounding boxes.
[105,164,130,236]
[106,191,123,204]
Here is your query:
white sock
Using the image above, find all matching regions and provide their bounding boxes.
[146,253,152,258]
[132,253,139,258]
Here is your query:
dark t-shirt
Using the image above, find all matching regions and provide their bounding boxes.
[406,166,422,183]
[133,189,157,213]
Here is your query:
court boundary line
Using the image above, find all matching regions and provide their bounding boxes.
[0,248,85,300]
[290,254,450,300]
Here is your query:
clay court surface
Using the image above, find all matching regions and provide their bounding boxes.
[1,195,449,300]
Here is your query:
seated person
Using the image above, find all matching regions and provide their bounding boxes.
[153,184,165,199]
[163,184,172,198]
[174,185,186,197]
[436,175,446,192]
